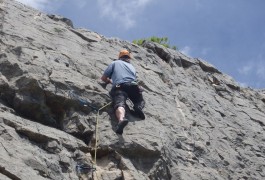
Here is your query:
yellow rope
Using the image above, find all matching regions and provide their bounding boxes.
[94,101,112,165]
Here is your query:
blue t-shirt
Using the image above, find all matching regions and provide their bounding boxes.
[103,60,136,86]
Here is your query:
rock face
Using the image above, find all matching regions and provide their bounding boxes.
[1,0,265,179]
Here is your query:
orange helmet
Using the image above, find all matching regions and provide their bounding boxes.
[118,50,131,59]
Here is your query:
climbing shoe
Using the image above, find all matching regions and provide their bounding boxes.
[115,119,129,135]
[134,107,145,120]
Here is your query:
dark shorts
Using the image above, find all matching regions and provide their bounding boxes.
[111,83,145,111]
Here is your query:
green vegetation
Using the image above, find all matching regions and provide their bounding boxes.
[132,36,177,50]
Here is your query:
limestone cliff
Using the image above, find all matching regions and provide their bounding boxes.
[1,0,265,179]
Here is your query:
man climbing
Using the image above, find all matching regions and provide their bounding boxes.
[101,50,145,135]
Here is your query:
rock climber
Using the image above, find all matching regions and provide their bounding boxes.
[101,50,145,135]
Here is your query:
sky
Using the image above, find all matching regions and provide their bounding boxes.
[16,0,265,89]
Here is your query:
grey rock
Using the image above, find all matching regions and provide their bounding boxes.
[0,0,265,180]
[47,14,74,28]
[197,58,221,73]
[142,40,196,68]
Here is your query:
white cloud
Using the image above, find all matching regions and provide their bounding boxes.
[180,46,191,56]
[256,62,265,79]
[238,81,248,88]
[237,60,265,88]
[75,0,88,9]
[239,58,265,79]
[201,47,210,56]
[16,0,64,12]
[238,62,254,75]
[194,0,203,10]
[97,0,153,29]
[16,0,51,11]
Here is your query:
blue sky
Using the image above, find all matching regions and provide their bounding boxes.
[16,0,265,89]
